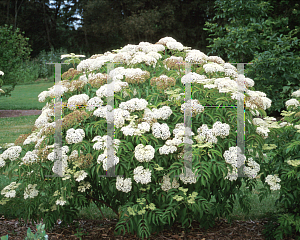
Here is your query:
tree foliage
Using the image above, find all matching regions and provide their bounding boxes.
[0,24,32,97]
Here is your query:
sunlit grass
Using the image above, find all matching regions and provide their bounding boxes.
[0,115,40,148]
[0,80,54,110]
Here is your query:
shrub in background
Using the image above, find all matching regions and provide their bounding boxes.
[0,37,295,239]
[257,95,300,240]
[244,28,300,117]
[204,0,300,118]
[0,24,32,95]
[36,47,89,80]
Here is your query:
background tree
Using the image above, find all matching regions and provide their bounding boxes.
[0,24,32,97]
[80,0,216,55]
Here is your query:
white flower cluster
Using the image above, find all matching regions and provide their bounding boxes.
[47,146,69,176]
[95,136,120,171]
[133,166,152,184]
[236,74,255,88]
[73,170,88,182]
[119,98,148,112]
[172,123,195,142]
[285,99,300,110]
[151,122,171,140]
[185,49,208,63]
[134,144,155,162]
[92,135,121,152]
[61,53,85,59]
[0,146,22,162]
[116,176,132,193]
[181,72,208,85]
[180,99,205,116]
[35,135,46,150]
[78,181,92,192]
[66,128,85,144]
[203,62,225,73]
[51,157,69,176]
[24,184,39,199]
[136,41,165,53]
[158,142,178,155]
[223,63,237,71]
[223,146,246,181]
[143,106,173,122]
[1,182,21,198]
[265,174,281,191]
[119,116,151,137]
[291,89,300,98]
[23,131,40,145]
[255,126,271,139]
[224,68,238,78]
[20,150,39,165]
[47,146,69,161]
[163,56,184,70]
[207,56,225,64]
[244,89,272,111]
[96,80,129,98]
[251,116,283,139]
[67,94,90,110]
[214,77,239,94]
[0,156,5,168]
[94,106,130,127]
[34,104,54,129]
[222,63,239,78]
[86,97,103,111]
[194,124,218,145]
[38,85,69,102]
[166,41,184,51]
[130,52,158,68]
[55,196,67,206]
[161,175,180,192]
[211,121,231,139]
[243,157,260,179]
[179,167,197,184]
[156,36,178,45]
[158,123,195,155]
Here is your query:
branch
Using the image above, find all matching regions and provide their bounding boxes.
[84,194,120,219]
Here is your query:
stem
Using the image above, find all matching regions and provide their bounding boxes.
[85,194,120,219]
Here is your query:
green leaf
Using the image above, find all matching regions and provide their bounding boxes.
[213,164,217,176]
[127,142,134,151]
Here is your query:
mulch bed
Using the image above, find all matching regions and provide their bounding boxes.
[0,110,42,118]
[1,215,297,240]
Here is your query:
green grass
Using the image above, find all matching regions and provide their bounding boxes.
[0,80,54,110]
[0,114,40,147]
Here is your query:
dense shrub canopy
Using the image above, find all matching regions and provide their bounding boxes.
[0,24,32,90]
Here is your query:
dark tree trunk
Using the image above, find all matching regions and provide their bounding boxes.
[14,0,17,29]
[7,0,10,24]
[42,0,52,49]
[83,25,89,50]
[14,0,24,30]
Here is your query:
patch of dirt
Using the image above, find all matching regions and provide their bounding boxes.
[0,215,299,240]
[0,110,42,118]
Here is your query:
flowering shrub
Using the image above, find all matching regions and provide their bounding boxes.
[257,91,300,239]
[0,37,295,238]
